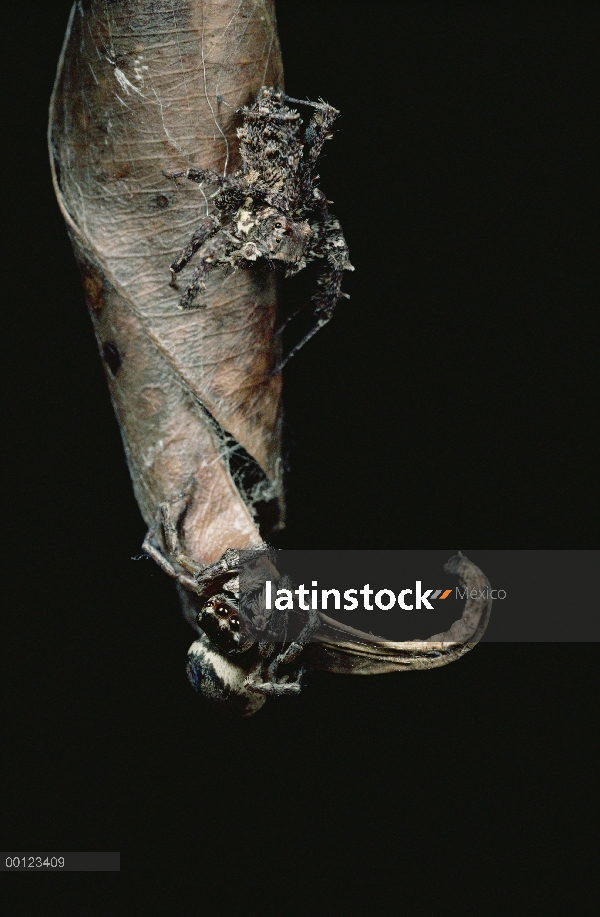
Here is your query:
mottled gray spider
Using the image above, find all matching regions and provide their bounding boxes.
[167,86,354,373]
[142,501,320,701]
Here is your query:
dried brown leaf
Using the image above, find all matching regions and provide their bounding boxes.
[49,1,491,711]
[49,0,284,564]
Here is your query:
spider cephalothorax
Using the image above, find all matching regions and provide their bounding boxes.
[167,86,354,371]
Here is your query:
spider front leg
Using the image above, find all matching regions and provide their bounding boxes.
[165,167,224,185]
[158,502,199,575]
[281,93,340,204]
[142,502,202,593]
[178,229,234,309]
[145,502,248,605]
[165,167,248,207]
[169,214,220,285]
[281,94,340,170]
[245,646,306,696]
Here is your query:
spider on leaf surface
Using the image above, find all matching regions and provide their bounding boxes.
[166,86,354,374]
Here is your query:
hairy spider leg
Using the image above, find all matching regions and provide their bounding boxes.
[167,167,250,287]
[178,229,233,309]
[280,94,340,203]
[245,663,305,696]
[244,574,317,695]
[266,597,320,678]
[166,167,249,200]
[149,503,246,601]
[246,672,304,696]
[273,302,307,337]
[159,502,200,576]
[165,167,225,185]
[142,504,202,594]
[193,549,245,597]
[271,314,332,375]
[169,214,220,284]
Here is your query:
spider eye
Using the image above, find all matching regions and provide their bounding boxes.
[206,600,229,616]
[229,616,241,632]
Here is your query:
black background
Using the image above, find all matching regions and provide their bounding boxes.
[2,1,597,908]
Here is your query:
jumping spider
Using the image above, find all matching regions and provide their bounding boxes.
[167,86,354,373]
[142,502,320,701]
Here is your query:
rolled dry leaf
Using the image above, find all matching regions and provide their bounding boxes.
[49,0,285,566]
[49,0,491,714]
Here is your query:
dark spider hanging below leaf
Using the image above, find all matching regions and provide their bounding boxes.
[166,86,354,374]
[142,501,320,698]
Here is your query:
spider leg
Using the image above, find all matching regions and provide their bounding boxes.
[280,94,340,198]
[178,229,234,309]
[164,167,224,186]
[273,302,307,337]
[245,635,306,696]
[271,313,333,375]
[193,548,242,597]
[272,217,353,374]
[165,168,250,204]
[170,214,221,283]
[142,539,200,594]
[264,598,320,684]
[142,503,203,593]
[273,602,320,667]
[145,503,247,601]
[244,666,305,696]
[141,536,178,578]
[158,502,202,577]
[244,591,318,696]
